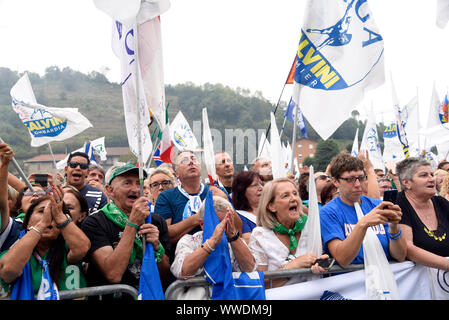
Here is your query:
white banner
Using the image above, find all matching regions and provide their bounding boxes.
[266,262,449,300]
[293,0,385,140]
[10,73,92,147]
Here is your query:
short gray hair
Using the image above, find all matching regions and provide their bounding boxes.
[396,157,431,189]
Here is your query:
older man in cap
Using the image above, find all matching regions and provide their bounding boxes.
[81,163,172,297]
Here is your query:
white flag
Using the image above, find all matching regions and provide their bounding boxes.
[382,122,405,165]
[202,108,216,185]
[170,111,199,151]
[437,0,449,28]
[10,73,92,147]
[360,109,384,170]
[270,112,284,180]
[351,127,359,157]
[91,137,107,161]
[257,131,271,159]
[292,0,385,140]
[112,20,152,164]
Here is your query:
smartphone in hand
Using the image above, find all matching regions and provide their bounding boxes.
[313,258,335,269]
[383,189,398,205]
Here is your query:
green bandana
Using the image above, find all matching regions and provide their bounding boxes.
[101,201,143,264]
[272,214,308,251]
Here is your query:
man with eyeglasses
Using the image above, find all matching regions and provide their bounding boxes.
[64,152,108,214]
[154,150,231,260]
[214,151,234,196]
[319,151,407,268]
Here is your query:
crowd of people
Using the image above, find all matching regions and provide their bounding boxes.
[0,140,449,300]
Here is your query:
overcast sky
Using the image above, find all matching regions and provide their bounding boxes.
[1,0,448,127]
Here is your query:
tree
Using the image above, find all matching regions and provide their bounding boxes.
[313,139,340,171]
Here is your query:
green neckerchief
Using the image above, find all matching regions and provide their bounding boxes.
[272,214,308,251]
[101,201,143,264]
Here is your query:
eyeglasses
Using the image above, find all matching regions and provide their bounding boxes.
[68,162,89,170]
[249,181,264,188]
[23,190,47,197]
[178,156,199,165]
[316,175,331,181]
[338,175,367,184]
[149,180,172,189]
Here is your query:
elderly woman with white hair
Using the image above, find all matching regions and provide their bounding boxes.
[249,178,329,288]
[170,196,254,280]
[396,157,449,271]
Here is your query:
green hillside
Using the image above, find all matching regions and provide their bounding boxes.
[0,66,378,169]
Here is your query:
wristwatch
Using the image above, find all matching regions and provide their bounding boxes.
[227,230,240,242]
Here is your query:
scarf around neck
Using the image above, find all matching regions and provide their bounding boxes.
[272,214,308,251]
[101,201,143,264]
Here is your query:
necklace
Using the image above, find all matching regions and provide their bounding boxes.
[423,227,446,241]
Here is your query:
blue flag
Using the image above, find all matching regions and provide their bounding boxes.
[284,97,308,139]
[202,191,265,300]
[138,213,165,300]
[11,230,59,300]
[153,147,163,167]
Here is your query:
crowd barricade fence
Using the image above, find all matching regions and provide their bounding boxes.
[164,263,368,300]
[0,284,138,300]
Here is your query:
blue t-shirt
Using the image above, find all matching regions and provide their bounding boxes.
[320,196,391,264]
[154,185,210,234]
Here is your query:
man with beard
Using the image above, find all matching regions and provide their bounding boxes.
[64,152,108,214]
[81,163,171,297]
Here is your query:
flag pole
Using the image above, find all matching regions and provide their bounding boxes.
[133,19,145,198]
[290,95,298,172]
[47,143,58,169]
[279,116,288,140]
[259,56,296,157]
[0,137,34,192]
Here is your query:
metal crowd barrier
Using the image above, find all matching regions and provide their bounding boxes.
[59,284,138,300]
[164,263,367,300]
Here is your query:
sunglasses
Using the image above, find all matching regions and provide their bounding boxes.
[316,175,331,181]
[68,161,89,170]
[149,180,172,189]
[23,190,47,197]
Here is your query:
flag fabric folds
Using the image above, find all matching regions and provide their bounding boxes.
[10,73,92,148]
[360,109,384,170]
[284,97,308,139]
[269,112,284,180]
[138,214,165,300]
[170,111,199,152]
[202,108,217,185]
[292,0,385,140]
[202,191,265,300]
[351,128,359,157]
[391,75,410,158]
[437,0,449,28]
[56,138,104,170]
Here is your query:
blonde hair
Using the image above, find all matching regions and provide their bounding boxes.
[440,174,449,198]
[256,177,303,229]
[148,167,176,185]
